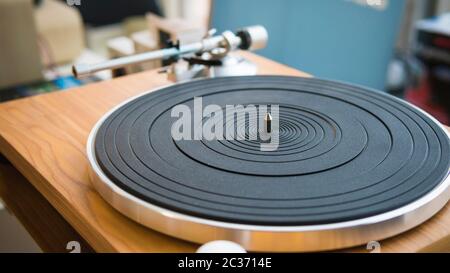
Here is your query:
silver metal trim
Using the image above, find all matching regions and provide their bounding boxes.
[86,80,450,252]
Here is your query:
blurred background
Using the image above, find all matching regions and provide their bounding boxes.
[1,0,449,121]
[0,0,450,252]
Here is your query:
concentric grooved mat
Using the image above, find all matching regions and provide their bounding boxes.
[93,76,450,226]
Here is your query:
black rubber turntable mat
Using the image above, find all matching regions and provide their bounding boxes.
[94,76,450,225]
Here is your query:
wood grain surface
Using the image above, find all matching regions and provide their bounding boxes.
[0,52,448,253]
[0,161,94,253]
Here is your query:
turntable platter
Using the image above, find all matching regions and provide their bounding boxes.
[87,76,450,251]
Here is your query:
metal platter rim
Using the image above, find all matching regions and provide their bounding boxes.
[86,76,450,251]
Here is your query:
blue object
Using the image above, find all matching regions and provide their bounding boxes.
[211,0,405,90]
[53,76,82,90]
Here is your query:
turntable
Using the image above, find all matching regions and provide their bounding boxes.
[69,26,450,252]
[0,26,448,253]
[85,75,450,252]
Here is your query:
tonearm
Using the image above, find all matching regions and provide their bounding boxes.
[72,25,268,82]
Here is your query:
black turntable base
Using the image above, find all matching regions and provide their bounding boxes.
[87,76,450,252]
